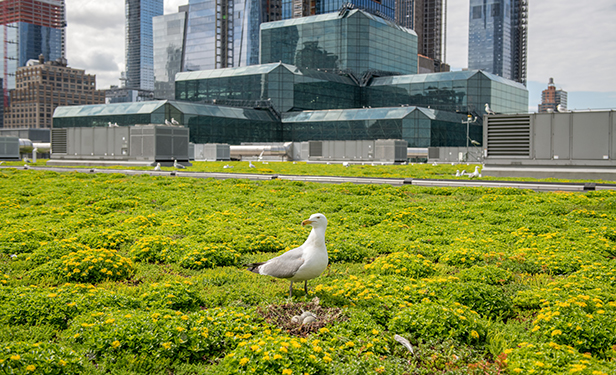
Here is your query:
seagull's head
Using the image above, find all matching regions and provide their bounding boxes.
[302,213,327,229]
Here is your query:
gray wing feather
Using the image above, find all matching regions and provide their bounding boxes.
[259,247,305,279]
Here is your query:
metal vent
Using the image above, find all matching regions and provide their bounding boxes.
[51,128,68,154]
[428,147,440,159]
[486,115,531,157]
[309,141,323,157]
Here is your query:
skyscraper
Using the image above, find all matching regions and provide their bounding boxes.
[182,0,275,71]
[467,0,527,85]
[1,0,66,105]
[538,77,567,113]
[153,6,188,100]
[124,0,163,90]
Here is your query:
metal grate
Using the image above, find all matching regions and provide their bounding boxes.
[51,128,67,154]
[309,141,323,157]
[486,115,531,157]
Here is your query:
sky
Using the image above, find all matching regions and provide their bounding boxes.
[66,0,616,112]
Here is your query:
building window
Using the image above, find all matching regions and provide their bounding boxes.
[491,3,500,17]
[472,6,482,19]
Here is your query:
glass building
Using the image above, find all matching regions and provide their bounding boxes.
[260,9,418,76]
[281,0,395,21]
[53,100,281,145]
[175,62,359,112]
[125,0,164,90]
[365,70,528,116]
[54,8,528,148]
[0,0,66,91]
[153,9,188,100]
[282,107,478,147]
[468,0,528,84]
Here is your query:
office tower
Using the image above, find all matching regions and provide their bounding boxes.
[538,77,567,113]
[153,6,188,100]
[468,0,527,85]
[396,0,445,68]
[3,56,105,128]
[1,0,66,109]
[124,0,163,90]
[282,0,395,21]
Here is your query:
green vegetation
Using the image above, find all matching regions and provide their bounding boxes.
[1,167,616,374]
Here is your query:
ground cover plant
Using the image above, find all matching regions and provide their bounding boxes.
[1,167,616,374]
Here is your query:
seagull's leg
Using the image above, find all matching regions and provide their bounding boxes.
[289,281,293,298]
[304,280,308,295]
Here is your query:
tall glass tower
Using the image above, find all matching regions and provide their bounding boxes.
[1,0,66,94]
[468,0,527,84]
[125,0,163,90]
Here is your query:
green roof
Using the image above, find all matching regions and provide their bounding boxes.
[369,70,528,90]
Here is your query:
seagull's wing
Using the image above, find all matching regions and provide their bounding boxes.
[251,247,306,279]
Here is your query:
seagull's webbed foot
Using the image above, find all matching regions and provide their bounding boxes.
[289,281,294,298]
[304,280,308,295]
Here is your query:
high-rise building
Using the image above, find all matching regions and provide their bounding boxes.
[538,77,567,113]
[124,0,163,90]
[3,56,105,128]
[396,0,445,69]
[281,0,395,21]
[1,0,66,107]
[468,0,528,85]
[153,6,188,100]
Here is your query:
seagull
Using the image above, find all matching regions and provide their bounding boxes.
[258,150,265,161]
[154,163,161,171]
[469,166,481,179]
[245,213,329,298]
[108,122,118,127]
[0,161,4,165]
[455,170,461,177]
[223,164,233,169]
[556,104,567,113]
[173,160,185,169]
[485,103,496,115]
[165,119,173,126]
[432,162,437,166]
[24,164,29,170]
[460,169,466,176]
[24,157,30,163]
[471,140,481,146]
[342,162,349,167]
[171,118,179,125]
[249,161,256,168]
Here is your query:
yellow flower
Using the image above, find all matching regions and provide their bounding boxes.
[273,354,283,360]
[282,369,293,375]
[239,357,249,366]
[551,329,562,336]
[162,342,172,349]
[323,356,332,363]
[470,330,479,339]
[59,360,67,366]
[26,365,36,371]
[10,355,20,360]
[111,340,121,349]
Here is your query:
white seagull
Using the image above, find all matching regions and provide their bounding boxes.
[173,160,186,169]
[171,118,180,125]
[469,166,481,179]
[455,170,461,177]
[342,162,349,167]
[223,164,233,169]
[245,213,329,297]
[485,103,496,115]
[258,150,265,161]
[249,161,256,168]
[154,163,161,171]
[165,119,173,126]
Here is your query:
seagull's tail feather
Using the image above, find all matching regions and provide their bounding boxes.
[244,262,266,274]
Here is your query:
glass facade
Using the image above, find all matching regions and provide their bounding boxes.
[153,11,187,100]
[282,107,478,147]
[175,62,359,112]
[281,0,395,21]
[260,9,417,76]
[125,0,164,90]
[183,0,262,71]
[468,0,513,81]
[0,22,63,90]
[53,101,281,145]
[365,70,528,115]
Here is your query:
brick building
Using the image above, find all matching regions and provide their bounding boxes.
[3,56,105,128]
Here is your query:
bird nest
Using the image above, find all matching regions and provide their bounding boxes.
[257,298,346,337]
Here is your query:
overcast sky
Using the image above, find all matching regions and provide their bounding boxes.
[66,0,616,111]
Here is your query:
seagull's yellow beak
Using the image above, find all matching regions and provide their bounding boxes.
[302,219,313,226]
